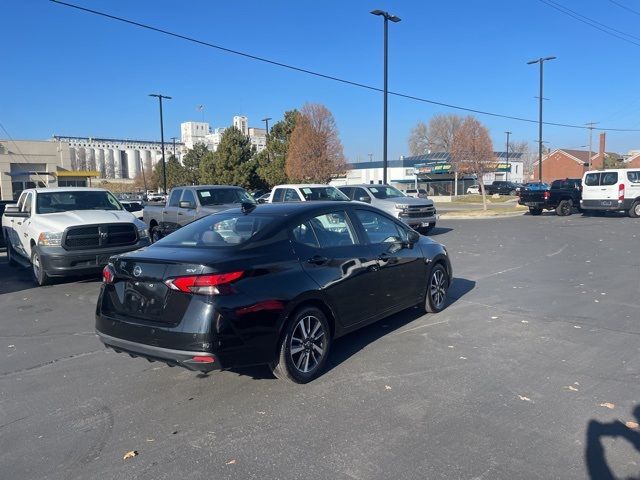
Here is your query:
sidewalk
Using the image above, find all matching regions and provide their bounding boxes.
[434,198,528,219]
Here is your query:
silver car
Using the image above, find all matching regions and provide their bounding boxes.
[338,184,437,234]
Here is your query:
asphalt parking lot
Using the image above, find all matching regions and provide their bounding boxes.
[1,214,639,480]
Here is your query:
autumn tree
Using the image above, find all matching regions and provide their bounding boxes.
[408,113,463,156]
[286,103,347,183]
[451,116,494,210]
[182,143,209,185]
[257,110,299,187]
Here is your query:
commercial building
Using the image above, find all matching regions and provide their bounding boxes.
[334,152,524,195]
[180,116,266,153]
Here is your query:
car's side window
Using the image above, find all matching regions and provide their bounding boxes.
[628,171,640,183]
[16,192,26,210]
[601,172,618,186]
[355,210,403,244]
[272,189,285,202]
[181,189,196,206]
[168,189,183,207]
[352,187,369,201]
[338,187,353,199]
[584,173,600,186]
[284,189,302,202]
[292,211,356,248]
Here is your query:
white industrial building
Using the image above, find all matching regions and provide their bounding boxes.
[180,116,266,153]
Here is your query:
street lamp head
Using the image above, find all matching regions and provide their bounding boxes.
[261,117,272,122]
[526,59,539,65]
[543,56,557,61]
[388,14,401,22]
[371,9,385,16]
[370,10,400,21]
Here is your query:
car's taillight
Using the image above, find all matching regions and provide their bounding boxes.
[165,271,244,295]
[543,191,550,200]
[102,265,115,284]
[618,183,625,201]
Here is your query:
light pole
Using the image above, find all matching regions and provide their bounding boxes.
[170,136,178,160]
[527,56,556,183]
[585,122,599,169]
[371,9,401,185]
[261,117,272,161]
[149,93,172,194]
[505,131,511,183]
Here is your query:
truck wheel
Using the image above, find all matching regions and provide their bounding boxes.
[529,208,543,216]
[509,190,516,196]
[150,225,162,243]
[31,248,50,286]
[629,201,640,218]
[270,306,331,384]
[556,200,572,216]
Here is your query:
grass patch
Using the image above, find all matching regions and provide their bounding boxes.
[452,194,517,203]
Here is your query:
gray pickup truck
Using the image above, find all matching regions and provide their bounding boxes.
[143,185,255,241]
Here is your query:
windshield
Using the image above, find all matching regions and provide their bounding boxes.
[154,212,275,248]
[36,191,122,214]
[196,188,255,206]
[367,186,405,199]
[299,187,349,201]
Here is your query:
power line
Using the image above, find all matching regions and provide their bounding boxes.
[608,0,640,17]
[49,0,640,132]
[538,0,640,46]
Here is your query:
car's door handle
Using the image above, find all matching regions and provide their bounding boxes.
[307,255,329,265]
[177,212,183,216]
[378,253,390,261]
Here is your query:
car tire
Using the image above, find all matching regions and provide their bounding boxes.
[423,263,449,314]
[270,306,331,384]
[509,190,516,196]
[31,248,50,286]
[556,200,572,216]
[629,201,640,218]
[529,208,543,216]
[150,225,162,243]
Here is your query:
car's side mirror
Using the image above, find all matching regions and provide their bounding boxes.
[3,205,29,218]
[407,230,420,244]
[179,201,195,209]
[358,196,371,203]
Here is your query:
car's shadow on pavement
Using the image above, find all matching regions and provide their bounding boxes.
[426,227,453,236]
[227,277,476,382]
[585,404,640,480]
[0,258,101,295]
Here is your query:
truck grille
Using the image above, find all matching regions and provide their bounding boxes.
[400,205,436,218]
[63,224,137,250]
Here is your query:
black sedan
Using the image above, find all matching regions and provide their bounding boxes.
[95,201,452,383]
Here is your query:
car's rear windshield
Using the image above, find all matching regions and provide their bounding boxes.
[298,187,349,201]
[196,188,255,206]
[154,212,275,248]
[368,186,405,199]
[36,191,122,214]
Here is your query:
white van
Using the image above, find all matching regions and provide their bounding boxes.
[580,169,640,217]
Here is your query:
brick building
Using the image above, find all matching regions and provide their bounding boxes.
[627,153,640,168]
[533,133,606,182]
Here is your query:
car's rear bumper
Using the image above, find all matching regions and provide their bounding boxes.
[96,330,220,372]
[38,239,150,277]
[580,199,632,211]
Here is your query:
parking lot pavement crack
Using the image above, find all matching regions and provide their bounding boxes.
[0,349,105,378]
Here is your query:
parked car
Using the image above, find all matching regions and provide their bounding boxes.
[95,201,453,383]
[404,188,429,199]
[119,200,144,220]
[484,181,520,196]
[338,184,437,234]
[517,182,549,194]
[0,200,15,249]
[268,184,349,203]
[1,188,150,286]
[580,169,640,217]
[143,185,255,242]
[518,178,582,216]
[466,184,480,194]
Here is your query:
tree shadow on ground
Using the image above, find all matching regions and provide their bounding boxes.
[585,405,640,480]
[226,277,476,381]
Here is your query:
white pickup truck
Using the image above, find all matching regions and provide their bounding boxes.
[2,187,150,285]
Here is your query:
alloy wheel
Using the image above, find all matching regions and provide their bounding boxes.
[429,268,447,310]
[289,315,326,373]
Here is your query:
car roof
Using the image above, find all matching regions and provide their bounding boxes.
[30,187,109,194]
[174,185,245,190]
[272,184,332,189]
[223,201,361,216]
[338,184,392,188]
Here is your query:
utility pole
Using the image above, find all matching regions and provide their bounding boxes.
[170,137,178,160]
[368,153,373,163]
[371,9,401,185]
[505,131,512,183]
[149,94,172,194]
[261,117,272,161]
[527,56,556,183]
[585,122,599,170]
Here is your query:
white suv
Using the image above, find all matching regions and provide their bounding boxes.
[268,184,350,203]
[581,169,640,217]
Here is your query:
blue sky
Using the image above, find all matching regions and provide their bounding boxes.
[2,0,640,161]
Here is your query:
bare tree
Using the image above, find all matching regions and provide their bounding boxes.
[407,114,463,156]
[509,141,534,179]
[451,116,495,210]
[286,103,347,183]
[408,121,430,156]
